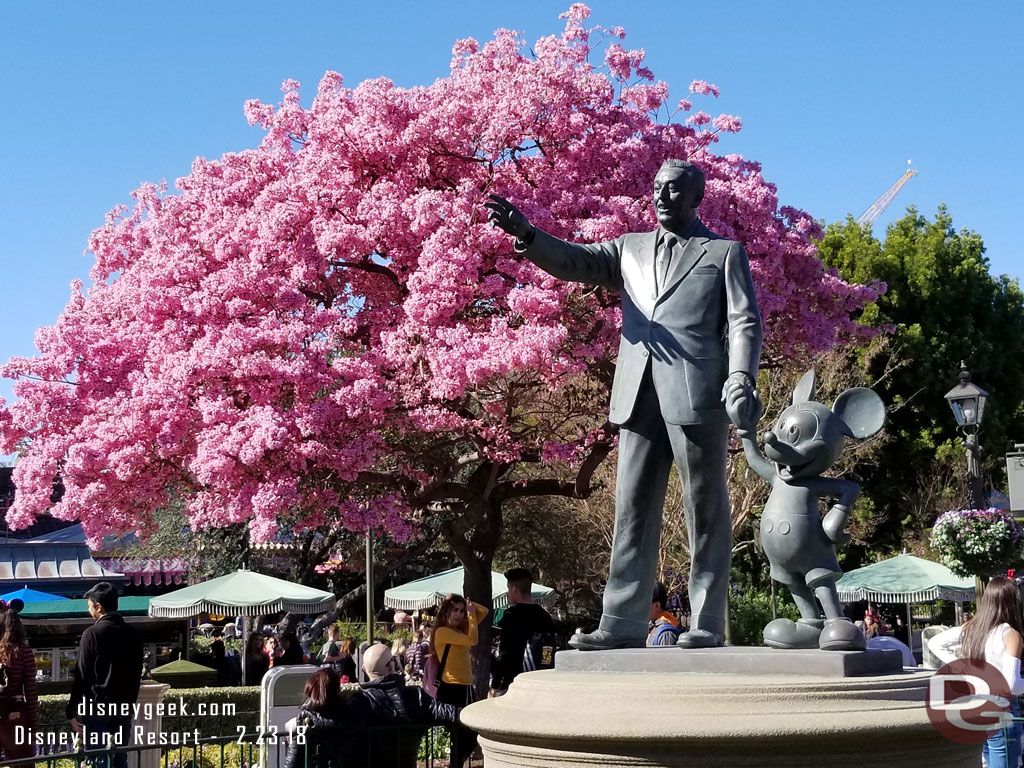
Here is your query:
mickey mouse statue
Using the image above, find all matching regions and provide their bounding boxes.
[725,370,885,651]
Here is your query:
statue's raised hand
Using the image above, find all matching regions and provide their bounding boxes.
[485,194,534,241]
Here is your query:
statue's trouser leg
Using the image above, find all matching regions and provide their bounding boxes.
[814,582,843,620]
[670,420,731,636]
[598,388,674,640]
[787,581,821,621]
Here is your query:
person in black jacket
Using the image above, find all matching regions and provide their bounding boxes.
[347,644,461,768]
[66,582,143,768]
[491,568,555,694]
[276,633,305,666]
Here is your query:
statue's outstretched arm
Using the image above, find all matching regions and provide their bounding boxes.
[485,194,622,289]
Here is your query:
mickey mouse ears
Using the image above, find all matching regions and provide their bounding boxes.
[0,598,24,614]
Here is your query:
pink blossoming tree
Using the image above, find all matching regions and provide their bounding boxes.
[0,6,877,630]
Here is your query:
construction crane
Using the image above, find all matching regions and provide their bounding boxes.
[857,163,918,226]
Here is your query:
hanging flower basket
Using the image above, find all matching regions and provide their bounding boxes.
[930,508,1024,578]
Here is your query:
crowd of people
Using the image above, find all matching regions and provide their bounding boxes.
[280,566,557,767]
[0,565,557,765]
[241,628,326,684]
[7,568,1024,767]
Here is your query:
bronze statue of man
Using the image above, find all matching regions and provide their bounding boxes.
[486,160,762,649]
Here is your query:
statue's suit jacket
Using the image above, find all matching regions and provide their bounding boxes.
[520,220,762,424]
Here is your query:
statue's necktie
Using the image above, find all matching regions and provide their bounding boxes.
[657,234,676,294]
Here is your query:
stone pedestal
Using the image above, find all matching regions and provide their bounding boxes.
[132,680,171,768]
[461,649,979,767]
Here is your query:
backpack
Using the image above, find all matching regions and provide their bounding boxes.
[421,643,451,698]
[0,660,22,719]
[650,622,680,646]
[522,631,557,672]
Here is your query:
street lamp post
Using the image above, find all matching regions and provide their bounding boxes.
[944,362,990,510]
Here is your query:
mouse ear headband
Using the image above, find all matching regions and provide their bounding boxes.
[0,598,24,614]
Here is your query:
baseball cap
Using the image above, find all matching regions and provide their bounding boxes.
[362,643,394,678]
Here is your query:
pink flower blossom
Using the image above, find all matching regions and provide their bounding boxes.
[712,114,743,133]
[689,79,720,97]
[0,4,877,543]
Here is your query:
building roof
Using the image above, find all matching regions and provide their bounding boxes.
[22,524,187,586]
[24,525,89,545]
[0,542,124,594]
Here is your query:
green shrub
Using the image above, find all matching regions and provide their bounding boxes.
[190,635,242,656]
[307,622,412,658]
[40,693,71,726]
[159,740,262,768]
[161,686,261,736]
[729,585,801,646]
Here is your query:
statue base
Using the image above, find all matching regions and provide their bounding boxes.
[554,645,904,677]
[461,650,976,767]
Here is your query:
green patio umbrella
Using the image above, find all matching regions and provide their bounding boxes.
[149,569,334,687]
[383,566,554,612]
[148,569,335,618]
[150,658,218,689]
[836,554,975,603]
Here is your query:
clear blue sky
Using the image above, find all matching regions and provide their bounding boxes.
[1,1,1022,414]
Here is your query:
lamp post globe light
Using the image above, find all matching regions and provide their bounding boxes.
[944,361,989,509]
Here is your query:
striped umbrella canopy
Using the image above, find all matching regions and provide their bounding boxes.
[148,569,335,618]
[383,566,554,612]
[836,554,975,603]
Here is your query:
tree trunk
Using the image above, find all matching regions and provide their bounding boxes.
[462,547,495,700]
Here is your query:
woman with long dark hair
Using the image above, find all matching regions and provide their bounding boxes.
[429,593,487,765]
[0,606,39,762]
[284,667,347,768]
[244,632,270,684]
[929,576,1024,768]
[336,638,357,682]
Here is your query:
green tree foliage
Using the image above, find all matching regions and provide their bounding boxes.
[817,207,1024,555]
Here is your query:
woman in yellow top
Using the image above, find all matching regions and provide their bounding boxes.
[430,592,489,707]
[430,593,487,766]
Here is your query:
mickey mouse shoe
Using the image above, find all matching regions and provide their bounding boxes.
[818,617,867,651]
[763,618,823,649]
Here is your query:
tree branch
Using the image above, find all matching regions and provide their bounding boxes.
[574,421,617,496]
[328,258,404,292]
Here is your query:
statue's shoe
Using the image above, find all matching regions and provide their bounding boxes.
[676,628,724,649]
[568,629,645,651]
[763,618,822,649]
[819,617,866,651]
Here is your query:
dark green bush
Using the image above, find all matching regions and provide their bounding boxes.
[729,585,801,646]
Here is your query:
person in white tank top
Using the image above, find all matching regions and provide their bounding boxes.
[928,576,1024,768]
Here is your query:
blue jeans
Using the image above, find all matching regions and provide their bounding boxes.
[81,714,132,768]
[985,696,1022,768]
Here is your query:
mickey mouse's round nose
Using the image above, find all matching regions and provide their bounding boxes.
[763,430,777,446]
